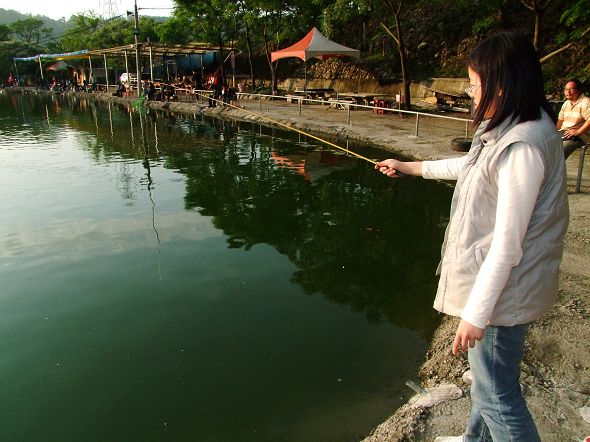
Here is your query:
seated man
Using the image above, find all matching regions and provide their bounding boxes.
[557,79,590,159]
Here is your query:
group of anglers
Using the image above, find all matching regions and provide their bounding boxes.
[112,70,239,108]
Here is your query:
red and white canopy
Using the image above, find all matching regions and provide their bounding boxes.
[271,27,360,62]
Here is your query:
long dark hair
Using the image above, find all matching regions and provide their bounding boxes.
[469,31,555,132]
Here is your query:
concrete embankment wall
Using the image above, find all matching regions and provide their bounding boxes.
[278,77,469,99]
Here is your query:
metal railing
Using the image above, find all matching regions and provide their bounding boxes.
[92,83,473,142]
[236,92,473,140]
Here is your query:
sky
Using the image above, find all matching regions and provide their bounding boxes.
[6,0,175,21]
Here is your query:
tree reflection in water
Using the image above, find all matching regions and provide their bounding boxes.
[30,94,452,337]
[167,120,451,337]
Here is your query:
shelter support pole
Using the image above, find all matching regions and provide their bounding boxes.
[200,53,204,85]
[465,121,469,139]
[104,54,109,91]
[124,51,129,85]
[347,104,351,125]
[38,57,44,82]
[133,0,142,97]
[13,60,19,84]
[304,60,307,93]
[149,47,154,81]
[415,113,420,137]
[231,51,235,88]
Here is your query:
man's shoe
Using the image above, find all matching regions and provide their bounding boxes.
[434,437,463,442]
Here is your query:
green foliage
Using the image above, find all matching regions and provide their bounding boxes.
[174,0,240,47]
[321,0,372,39]
[472,15,499,35]
[9,17,53,43]
[91,19,133,48]
[156,13,199,44]
[60,14,102,51]
[0,23,10,41]
[60,15,162,52]
[0,9,72,37]
[0,41,19,79]
[560,0,589,27]
[0,0,586,91]
[0,40,44,81]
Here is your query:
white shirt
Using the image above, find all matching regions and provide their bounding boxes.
[422,144,545,328]
[558,93,590,130]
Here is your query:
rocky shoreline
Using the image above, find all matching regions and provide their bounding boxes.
[30,90,590,441]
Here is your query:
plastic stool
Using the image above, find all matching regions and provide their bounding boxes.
[373,99,390,114]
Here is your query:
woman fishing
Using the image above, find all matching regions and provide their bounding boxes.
[375,31,568,441]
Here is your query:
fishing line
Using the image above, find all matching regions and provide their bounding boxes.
[150,83,378,165]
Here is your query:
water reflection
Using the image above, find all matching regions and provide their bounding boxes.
[8,93,451,333]
[138,108,163,280]
[0,92,453,441]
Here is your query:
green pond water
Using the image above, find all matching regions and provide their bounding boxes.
[0,92,452,441]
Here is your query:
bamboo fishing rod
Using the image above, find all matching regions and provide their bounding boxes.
[151,83,378,165]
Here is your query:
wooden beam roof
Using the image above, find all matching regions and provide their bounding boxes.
[58,42,219,60]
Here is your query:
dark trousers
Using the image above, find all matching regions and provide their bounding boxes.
[564,137,584,159]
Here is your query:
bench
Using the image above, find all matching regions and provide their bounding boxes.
[327,98,355,110]
[286,94,303,104]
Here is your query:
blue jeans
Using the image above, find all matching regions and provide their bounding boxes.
[464,323,541,442]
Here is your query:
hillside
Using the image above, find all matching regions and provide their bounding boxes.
[0,8,73,38]
[250,0,587,97]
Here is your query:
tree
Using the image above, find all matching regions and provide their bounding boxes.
[9,17,52,44]
[235,0,259,90]
[255,0,323,93]
[540,26,590,63]
[259,1,287,93]
[320,0,372,51]
[380,0,412,110]
[60,14,102,51]
[156,11,200,45]
[174,0,240,85]
[520,0,553,50]
[0,24,10,41]
[540,0,590,64]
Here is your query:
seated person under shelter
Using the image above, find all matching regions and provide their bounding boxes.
[114,81,126,97]
[142,80,156,100]
[191,70,203,90]
[221,83,231,104]
[209,81,222,107]
[163,84,176,101]
[557,79,590,159]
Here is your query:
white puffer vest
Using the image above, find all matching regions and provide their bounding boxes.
[434,111,569,326]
